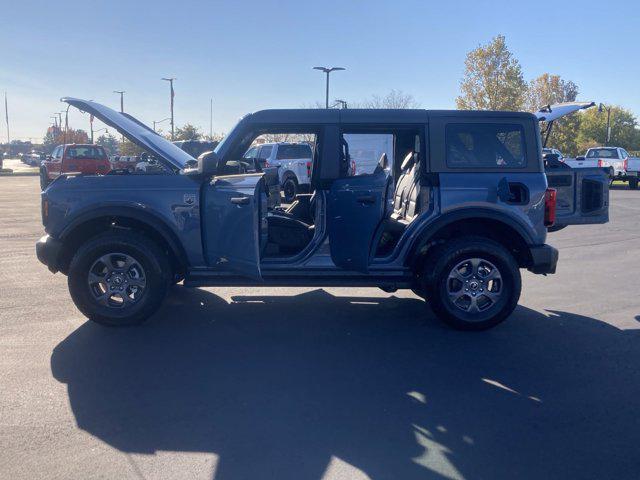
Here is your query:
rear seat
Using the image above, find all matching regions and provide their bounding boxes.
[390,152,422,225]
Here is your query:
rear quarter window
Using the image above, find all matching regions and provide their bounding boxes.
[65,146,107,159]
[446,123,527,169]
[276,144,313,160]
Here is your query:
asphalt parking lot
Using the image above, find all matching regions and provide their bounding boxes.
[1,176,639,480]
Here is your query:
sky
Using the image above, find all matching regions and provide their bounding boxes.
[1,0,639,141]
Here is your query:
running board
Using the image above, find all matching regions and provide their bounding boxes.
[184,269,412,288]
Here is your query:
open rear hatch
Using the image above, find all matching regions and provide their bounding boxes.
[537,101,609,228]
[546,169,609,227]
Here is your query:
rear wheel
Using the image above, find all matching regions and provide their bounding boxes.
[421,236,521,331]
[629,178,638,190]
[282,175,298,203]
[68,232,170,326]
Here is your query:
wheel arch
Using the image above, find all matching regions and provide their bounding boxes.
[57,207,188,275]
[406,209,535,270]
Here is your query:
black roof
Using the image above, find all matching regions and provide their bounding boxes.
[246,108,536,125]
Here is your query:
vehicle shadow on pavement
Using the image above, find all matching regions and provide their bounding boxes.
[51,288,640,480]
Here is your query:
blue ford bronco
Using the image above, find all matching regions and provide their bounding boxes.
[36,99,608,330]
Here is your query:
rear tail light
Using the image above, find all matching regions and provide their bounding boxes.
[306,161,312,178]
[545,188,557,227]
[624,159,628,170]
[597,159,604,168]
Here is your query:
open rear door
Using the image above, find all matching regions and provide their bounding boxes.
[546,168,609,227]
[202,174,264,279]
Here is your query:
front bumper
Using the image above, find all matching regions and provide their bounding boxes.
[36,234,63,273]
[528,244,558,274]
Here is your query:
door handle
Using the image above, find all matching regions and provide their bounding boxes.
[356,194,376,204]
[230,196,250,205]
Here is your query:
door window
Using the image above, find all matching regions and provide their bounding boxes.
[342,134,394,176]
[243,146,258,159]
[257,145,273,161]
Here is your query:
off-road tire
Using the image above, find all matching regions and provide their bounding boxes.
[68,231,170,326]
[282,175,298,203]
[421,236,521,331]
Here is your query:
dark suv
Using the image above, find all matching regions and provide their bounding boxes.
[36,99,608,330]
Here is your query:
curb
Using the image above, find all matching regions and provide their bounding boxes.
[0,170,40,177]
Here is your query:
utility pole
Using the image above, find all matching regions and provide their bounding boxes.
[313,66,345,109]
[4,91,10,146]
[162,78,176,140]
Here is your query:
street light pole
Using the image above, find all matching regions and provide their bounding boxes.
[210,98,213,139]
[152,118,171,132]
[162,78,176,140]
[113,91,125,145]
[313,66,345,109]
[599,103,612,146]
[113,90,125,113]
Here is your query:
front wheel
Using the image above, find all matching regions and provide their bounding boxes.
[422,236,521,331]
[68,232,171,326]
[39,168,50,190]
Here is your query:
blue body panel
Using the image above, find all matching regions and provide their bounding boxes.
[44,174,206,266]
[437,172,548,244]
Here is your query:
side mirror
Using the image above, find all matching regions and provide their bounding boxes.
[46,155,52,161]
[198,150,220,176]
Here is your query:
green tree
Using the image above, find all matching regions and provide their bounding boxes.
[577,106,640,152]
[174,124,202,141]
[96,134,119,155]
[528,73,581,155]
[456,35,527,111]
[119,138,144,156]
[43,127,90,152]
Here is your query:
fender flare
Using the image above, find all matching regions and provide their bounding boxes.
[59,205,188,266]
[406,207,535,259]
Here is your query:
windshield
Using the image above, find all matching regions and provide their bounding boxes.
[587,148,619,159]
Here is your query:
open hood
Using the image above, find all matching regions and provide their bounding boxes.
[534,101,595,122]
[61,98,195,170]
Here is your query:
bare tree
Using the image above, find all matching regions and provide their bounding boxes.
[360,90,420,109]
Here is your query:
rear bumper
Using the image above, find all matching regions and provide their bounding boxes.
[528,244,558,274]
[36,234,63,273]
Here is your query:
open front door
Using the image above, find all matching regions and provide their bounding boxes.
[203,174,264,279]
[546,168,609,227]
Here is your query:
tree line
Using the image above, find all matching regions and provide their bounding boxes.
[456,35,640,156]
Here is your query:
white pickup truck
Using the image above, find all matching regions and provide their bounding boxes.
[565,147,629,182]
[243,142,313,202]
[625,156,640,189]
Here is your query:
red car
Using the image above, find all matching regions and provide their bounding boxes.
[41,144,111,189]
